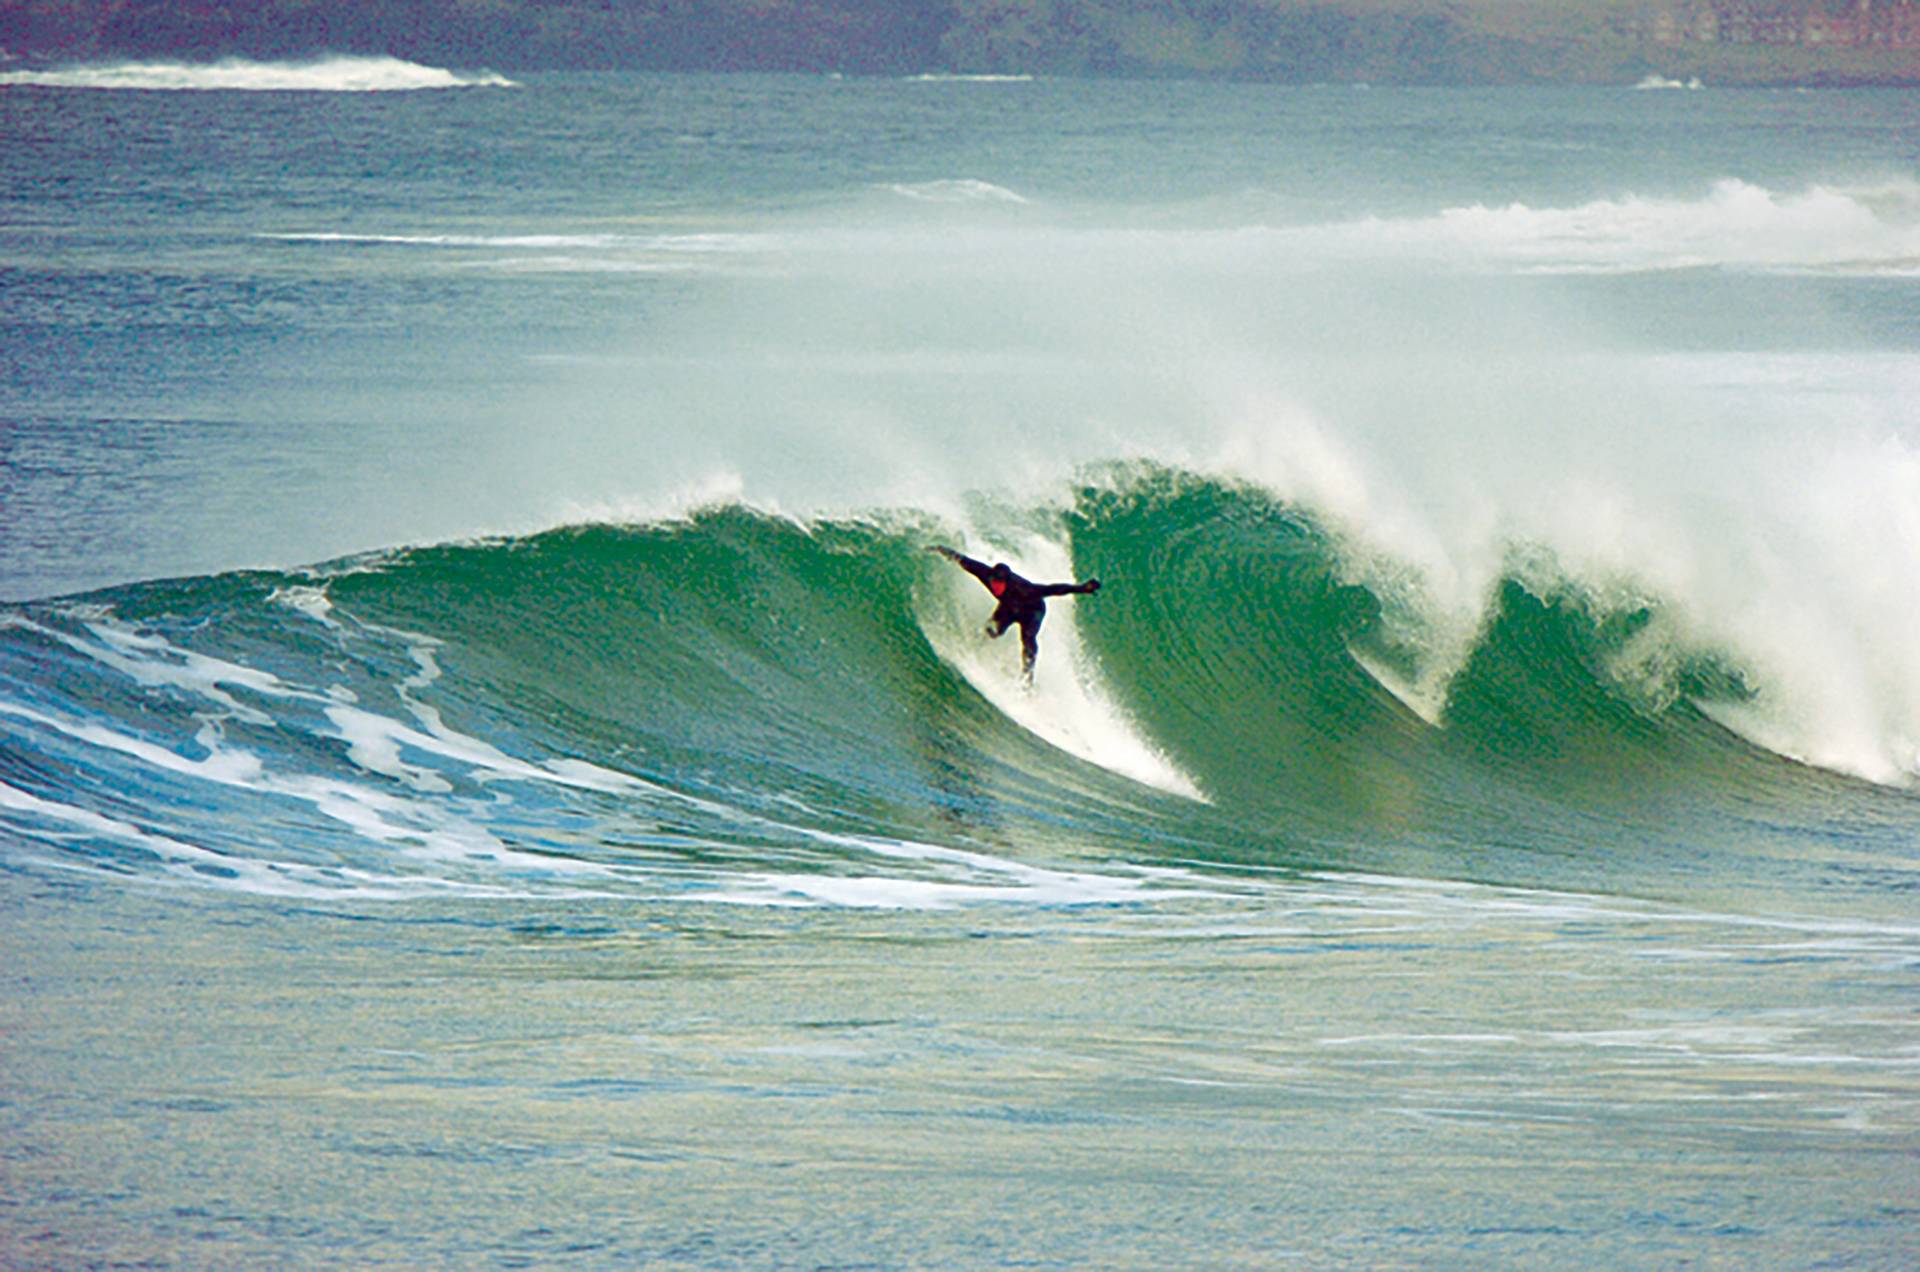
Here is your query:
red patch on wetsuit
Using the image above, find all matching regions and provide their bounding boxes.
[989,580,1007,597]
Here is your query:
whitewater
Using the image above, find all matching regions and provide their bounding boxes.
[3,66,1919,1267]
[0,54,515,91]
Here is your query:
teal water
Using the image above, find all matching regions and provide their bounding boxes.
[3,64,1920,1266]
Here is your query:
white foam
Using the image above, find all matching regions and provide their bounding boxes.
[1633,74,1704,91]
[0,56,515,92]
[269,584,335,626]
[887,179,1029,205]
[0,774,241,871]
[45,611,653,796]
[689,833,1207,909]
[0,613,669,887]
[264,230,778,254]
[0,777,530,899]
[806,826,1208,891]
[0,698,260,789]
[348,618,657,796]
[21,617,295,725]
[320,699,646,795]
[904,73,1037,83]
[696,869,1145,909]
[3,693,617,878]
[271,231,631,249]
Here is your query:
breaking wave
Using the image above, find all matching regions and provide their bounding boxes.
[0,56,516,92]
[3,470,1918,909]
[1342,178,1920,275]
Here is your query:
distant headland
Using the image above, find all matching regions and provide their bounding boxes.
[4,0,1916,86]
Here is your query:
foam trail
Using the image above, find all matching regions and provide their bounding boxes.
[0,56,515,92]
[903,73,1037,83]
[41,610,651,796]
[5,615,295,726]
[0,777,529,900]
[265,232,774,252]
[695,829,1215,909]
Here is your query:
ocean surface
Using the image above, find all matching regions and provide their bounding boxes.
[4,58,1920,1267]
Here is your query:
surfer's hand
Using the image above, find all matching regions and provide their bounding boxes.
[1083,578,1101,594]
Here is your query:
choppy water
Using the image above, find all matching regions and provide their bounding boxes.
[3,60,1919,1267]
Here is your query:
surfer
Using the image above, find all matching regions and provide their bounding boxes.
[930,545,1101,680]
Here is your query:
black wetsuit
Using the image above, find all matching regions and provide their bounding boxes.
[932,546,1100,677]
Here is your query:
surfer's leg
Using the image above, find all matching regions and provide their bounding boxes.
[1017,614,1041,679]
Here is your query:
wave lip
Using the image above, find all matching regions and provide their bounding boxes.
[0,55,516,92]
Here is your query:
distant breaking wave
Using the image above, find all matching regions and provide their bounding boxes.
[886,179,1029,204]
[1633,74,1705,91]
[0,56,516,92]
[1338,178,1920,275]
[906,73,1036,83]
[265,231,775,251]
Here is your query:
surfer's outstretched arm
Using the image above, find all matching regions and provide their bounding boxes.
[1039,579,1102,597]
[929,544,995,586]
